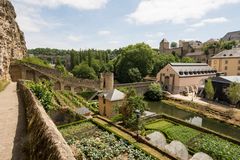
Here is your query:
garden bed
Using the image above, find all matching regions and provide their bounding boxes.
[59,120,157,160]
[144,119,240,160]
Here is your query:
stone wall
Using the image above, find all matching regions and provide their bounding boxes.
[0,0,27,81]
[17,81,76,160]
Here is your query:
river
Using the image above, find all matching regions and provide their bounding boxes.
[147,101,240,141]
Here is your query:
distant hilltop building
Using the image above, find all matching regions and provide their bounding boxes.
[222,31,240,41]
[210,47,240,76]
[159,38,202,57]
[159,38,210,63]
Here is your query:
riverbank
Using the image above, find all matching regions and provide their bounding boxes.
[162,97,240,128]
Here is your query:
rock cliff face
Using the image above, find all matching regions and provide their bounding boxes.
[0,0,26,80]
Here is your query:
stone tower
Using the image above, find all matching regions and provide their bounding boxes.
[159,38,169,53]
[100,72,114,91]
[182,41,190,56]
[0,0,27,81]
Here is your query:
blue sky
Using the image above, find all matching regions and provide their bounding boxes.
[12,0,240,50]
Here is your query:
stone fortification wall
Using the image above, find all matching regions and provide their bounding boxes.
[0,0,26,80]
[17,81,76,160]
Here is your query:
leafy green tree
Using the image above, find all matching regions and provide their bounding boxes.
[121,88,147,129]
[171,42,177,48]
[127,68,142,82]
[72,64,97,79]
[144,83,163,101]
[205,79,215,100]
[55,64,70,77]
[221,41,237,50]
[203,41,220,55]
[87,50,92,67]
[181,57,195,63]
[115,43,155,83]
[151,54,177,76]
[226,82,240,105]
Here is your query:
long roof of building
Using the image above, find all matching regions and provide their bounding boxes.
[212,76,240,84]
[211,48,240,59]
[169,63,216,77]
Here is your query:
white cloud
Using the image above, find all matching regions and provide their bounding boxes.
[145,32,165,38]
[108,40,120,44]
[67,35,83,42]
[13,3,61,33]
[190,17,228,28]
[14,0,109,10]
[98,30,111,36]
[127,0,240,24]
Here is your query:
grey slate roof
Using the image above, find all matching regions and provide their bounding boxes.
[220,76,240,83]
[212,76,240,84]
[99,89,125,101]
[169,63,216,77]
[211,48,240,58]
[222,31,240,41]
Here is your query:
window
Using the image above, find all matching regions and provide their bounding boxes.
[224,66,228,70]
[225,60,228,64]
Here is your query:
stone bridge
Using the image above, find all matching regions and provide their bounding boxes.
[10,62,102,92]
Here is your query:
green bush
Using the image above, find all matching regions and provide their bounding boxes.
[26,80,54,112]
[144,83,163,101]
[21,56,51,68]
[72,63,97,79]
[226,82,240,105]
[111,114,123,122]
[205,79,215,100]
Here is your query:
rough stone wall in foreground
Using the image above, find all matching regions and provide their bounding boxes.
[18,82,76,160]
[0,0,26,80]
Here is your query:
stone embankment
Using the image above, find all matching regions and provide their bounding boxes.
[18,81,75,160]
[0,0,26,81]
[164,98,240,127]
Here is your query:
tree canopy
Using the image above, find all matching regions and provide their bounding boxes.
[72,64,97,79]
[226,82,240,105]
[114,43,155,83]
[144,83,163,101]
[205,79,215,100]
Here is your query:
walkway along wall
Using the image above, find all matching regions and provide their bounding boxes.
[17,81,76,160]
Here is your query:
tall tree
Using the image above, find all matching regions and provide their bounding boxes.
[205,79,215,100]
[115,43,155,83]
[226,82,240,105]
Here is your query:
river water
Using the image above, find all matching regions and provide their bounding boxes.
[147,101,240,141]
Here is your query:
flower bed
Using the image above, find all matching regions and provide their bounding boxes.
[144,119,240,160]
[60,121,156,160]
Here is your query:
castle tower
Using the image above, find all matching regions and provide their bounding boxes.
[182,41,190,56]
[159,38,169,53]
[100,72,114,91]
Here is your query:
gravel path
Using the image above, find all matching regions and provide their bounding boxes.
[0,82,26,160]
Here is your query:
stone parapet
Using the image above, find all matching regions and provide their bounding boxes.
[17,81,76,160]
